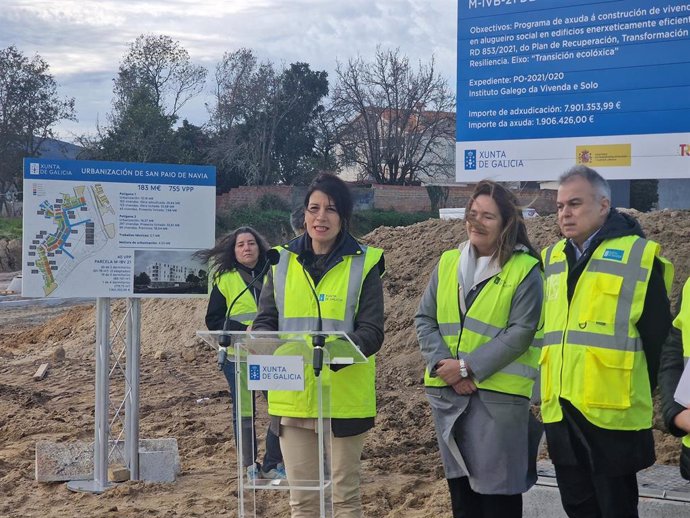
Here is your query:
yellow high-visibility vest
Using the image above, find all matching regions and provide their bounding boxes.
[215,269,259,324]
[214,269,262,418]
[425,248,541,398]
[540,235,673,430]
[268,244,384,419]
[672,278,690,449]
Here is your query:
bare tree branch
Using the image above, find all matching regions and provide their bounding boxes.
[333,47,455,185]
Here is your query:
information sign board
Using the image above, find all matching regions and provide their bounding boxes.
[22,158,216,298]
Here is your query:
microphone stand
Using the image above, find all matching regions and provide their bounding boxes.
[217,249,280,370]
[299,251,325,377]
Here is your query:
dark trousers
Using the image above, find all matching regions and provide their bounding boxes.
[553,464,639,518]
[447,477,522,518]
[222,361,282,471]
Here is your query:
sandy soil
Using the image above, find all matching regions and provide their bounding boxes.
[1,211,688,517]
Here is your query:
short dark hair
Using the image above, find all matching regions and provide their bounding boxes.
[303,173,353,230]
[193,226,270,278]
[559,165,611,201]
[466,180,540,267]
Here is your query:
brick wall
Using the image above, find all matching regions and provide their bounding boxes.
[216,184,557,214]
[216,185,296,212]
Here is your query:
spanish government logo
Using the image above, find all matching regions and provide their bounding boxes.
[577,149,592,164]
[576,144,631,167]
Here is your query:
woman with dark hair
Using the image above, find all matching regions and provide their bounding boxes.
[253,173,385,517]
[197,226,285,481]
[415,180,543,518]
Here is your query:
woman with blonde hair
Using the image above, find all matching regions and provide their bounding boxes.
[416,180,543,517]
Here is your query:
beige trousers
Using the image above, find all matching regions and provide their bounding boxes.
[280,423,366,518]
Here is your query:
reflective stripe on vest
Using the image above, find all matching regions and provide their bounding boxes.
[424,248,541,398]
[540,236,672,430]
[273,247,368,333]
[214,270,259,325]
[268,244,384,419]
[672,278,690,449]
[214,269,260,417]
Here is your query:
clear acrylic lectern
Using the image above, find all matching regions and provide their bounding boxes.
[196,330,368,518]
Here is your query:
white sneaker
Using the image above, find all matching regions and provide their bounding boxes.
[261,462,286,480]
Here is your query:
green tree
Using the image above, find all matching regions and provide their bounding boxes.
[272,63,329,184]
[310,101,341,174]
[333,47,455,185]
[134,271,151,286]
[0,46,75,193]
[85,34,206,163]
[426,185,449,212]
[208,49,328,187]
[630,179,658,212]
[175,120,210,165]
[198,269,208,287]
[95,87,179,162]
[115,34,206,119]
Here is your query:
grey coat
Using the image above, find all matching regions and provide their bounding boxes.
[415,243,543,494]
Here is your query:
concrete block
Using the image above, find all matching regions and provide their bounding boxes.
[138,450,176,483]
[35,440,93,482]
[139,438,181,475]
[35,438,180,482]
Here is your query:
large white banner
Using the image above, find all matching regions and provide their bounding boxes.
[22,158,216,298]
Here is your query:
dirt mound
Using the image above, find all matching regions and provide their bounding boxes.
[1,211,689,516]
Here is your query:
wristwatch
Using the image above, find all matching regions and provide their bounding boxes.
[459,358,469,379]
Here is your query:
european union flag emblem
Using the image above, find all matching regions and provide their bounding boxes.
[249,364,260,381]
[465,150,477,170]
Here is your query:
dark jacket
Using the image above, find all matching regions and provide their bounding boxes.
[659,292,690,480]
[253,231,385,437]
[544,209,673,475]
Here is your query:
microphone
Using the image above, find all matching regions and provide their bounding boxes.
[299,250,326,377]
[217,249,281,370]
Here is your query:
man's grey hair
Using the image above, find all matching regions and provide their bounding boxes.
[559,165,611,201]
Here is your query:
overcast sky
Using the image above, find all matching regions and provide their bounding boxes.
[1,0,457,144]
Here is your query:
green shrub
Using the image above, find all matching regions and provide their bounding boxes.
[257,194,291,212]
[217,205,292,245]
[0,217,22,240]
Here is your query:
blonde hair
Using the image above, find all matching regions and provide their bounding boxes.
[465,180,540,267]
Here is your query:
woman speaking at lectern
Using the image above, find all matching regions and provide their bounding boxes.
[253,173,385,518]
